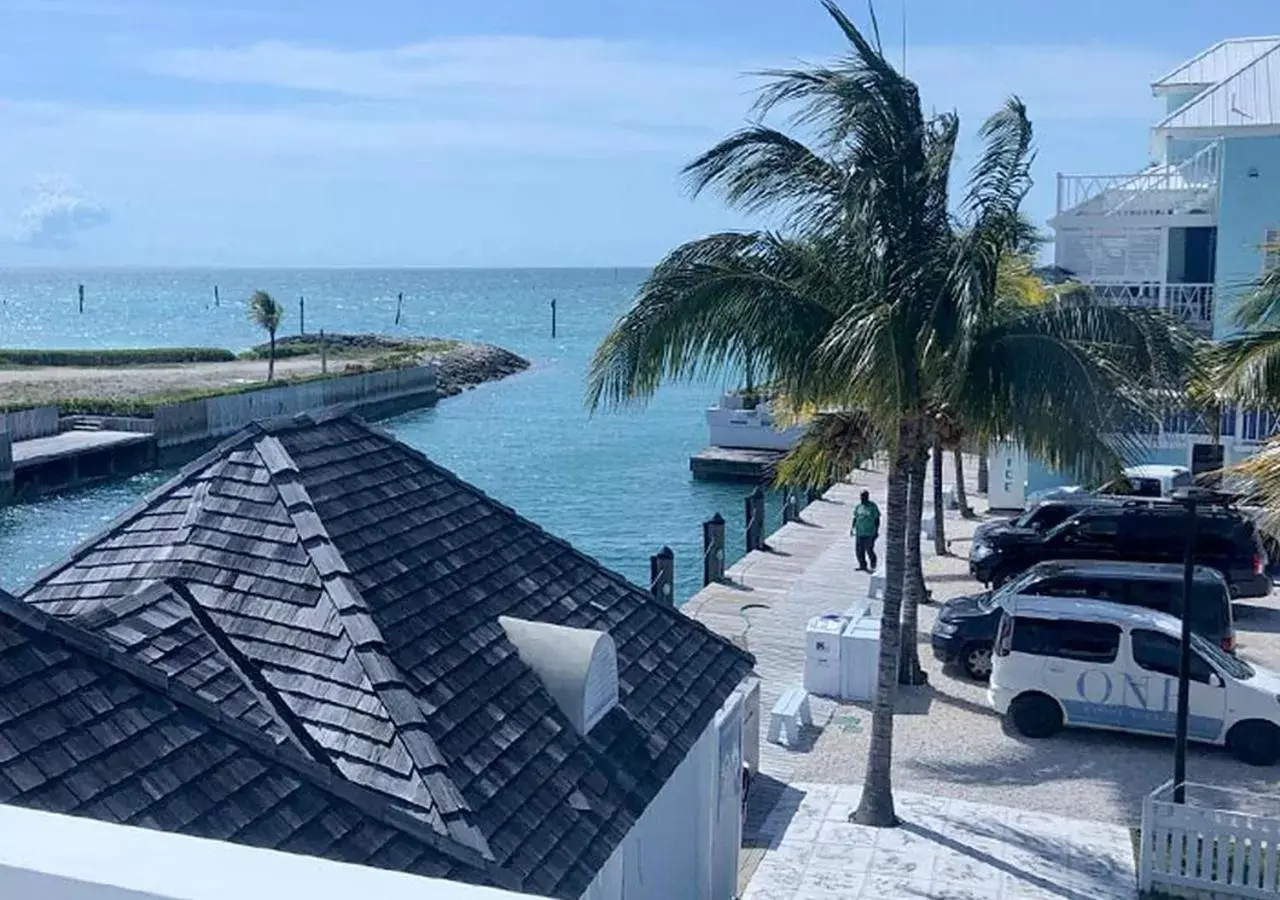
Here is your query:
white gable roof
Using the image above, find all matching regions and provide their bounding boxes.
[1154,41,1280,135]
[1153,37,1280,92]
[0,803,546,900]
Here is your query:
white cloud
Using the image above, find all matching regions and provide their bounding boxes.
[8,177,110,248]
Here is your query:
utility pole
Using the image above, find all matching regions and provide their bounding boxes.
[1172,487,1214,803]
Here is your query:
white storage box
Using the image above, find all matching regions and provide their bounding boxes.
[839,614,881,702]
[803,614,849,698]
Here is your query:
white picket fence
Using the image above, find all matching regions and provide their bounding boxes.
[1140,781,1280,898]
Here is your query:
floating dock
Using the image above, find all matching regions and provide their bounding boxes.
[10,429,156,498]
[690,446,786,483]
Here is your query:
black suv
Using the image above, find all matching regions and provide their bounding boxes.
[974,496,1165,544]
[969,502,1271,598]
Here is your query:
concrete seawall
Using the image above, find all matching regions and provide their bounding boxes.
[2,366,440,501]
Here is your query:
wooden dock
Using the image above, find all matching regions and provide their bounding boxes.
[9,430,156,498]
[682,478,871,781]
[689,446,785,482]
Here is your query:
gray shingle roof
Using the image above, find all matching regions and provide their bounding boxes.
[22,409,754,899]
[0,586,504,890]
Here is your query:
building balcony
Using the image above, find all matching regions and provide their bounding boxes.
[1055,141,1221,222]
[1091,282,1214,334]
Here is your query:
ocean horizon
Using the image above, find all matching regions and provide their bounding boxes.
[0,266,786,603]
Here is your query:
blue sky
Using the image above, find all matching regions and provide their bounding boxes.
[0,0,1276,267]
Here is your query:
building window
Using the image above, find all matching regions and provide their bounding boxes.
[1266,229,1280,273]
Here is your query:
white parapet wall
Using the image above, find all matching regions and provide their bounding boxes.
[0,803,543,900]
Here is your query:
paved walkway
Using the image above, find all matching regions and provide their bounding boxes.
[743,783,1135,900]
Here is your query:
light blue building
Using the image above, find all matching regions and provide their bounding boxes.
[996,37,1280,507]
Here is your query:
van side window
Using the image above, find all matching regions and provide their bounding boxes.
[1023,576,1122,602]
[1010,617,1121,663]
[1131,629,1215,685]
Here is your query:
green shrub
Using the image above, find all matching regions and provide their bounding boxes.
[0,348,235,367]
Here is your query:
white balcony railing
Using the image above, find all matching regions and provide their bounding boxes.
[1057,141,1221,218]
[1091,282,1214,333]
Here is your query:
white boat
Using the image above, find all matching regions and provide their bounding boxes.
[706,393,804,451]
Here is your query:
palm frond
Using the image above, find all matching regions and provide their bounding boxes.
[584,232,840,412]
[247,290,283,332]
[774,408,882,488]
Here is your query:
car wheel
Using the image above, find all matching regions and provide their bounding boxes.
[1009,693,1063,739]
[1228,720,1280,766]
[960,642,994,681]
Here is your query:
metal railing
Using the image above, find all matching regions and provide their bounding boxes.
[1057,141,1221,218]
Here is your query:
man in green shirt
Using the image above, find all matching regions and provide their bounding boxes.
[851,490,881,572]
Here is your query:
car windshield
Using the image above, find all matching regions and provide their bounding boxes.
[1190,631,1255,680]
[1012,508,1039,527]
[977,591,1001,613]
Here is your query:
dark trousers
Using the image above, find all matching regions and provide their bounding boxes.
[855,535,877,571]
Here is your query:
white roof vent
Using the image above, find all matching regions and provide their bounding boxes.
[498,616,619,734]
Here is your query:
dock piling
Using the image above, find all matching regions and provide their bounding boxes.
[320,329,327,374]
[550,298,557,338]
[702,513,725,585]
[395,292,403,326]
[782,489,800,523]
[77,284,84,314]
[299,296,306,335]
[213,285,220,308]
[745,487,766,553]
[649,546,675,604]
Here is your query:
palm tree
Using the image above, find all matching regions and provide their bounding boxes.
[587,1,1192,828]
[247,290,285,381]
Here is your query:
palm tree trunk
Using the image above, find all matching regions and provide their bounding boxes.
[268,330,276,382]
[898,447,928,686]
[932,435,947,555]
[852,419,911,829]
[977,447,989,494]
[953,448,975,518]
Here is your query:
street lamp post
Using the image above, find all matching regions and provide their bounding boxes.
[1170,486,1222,804]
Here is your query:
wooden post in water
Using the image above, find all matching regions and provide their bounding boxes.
[299,296,306,335]
[745,487,766,553]
[77,284,84,314]
[213,285,220,308]
[649,546,675,605]
[550,298,557,338]
[319,329,327,374]
[395,292,403,326]
[702,513,725,586]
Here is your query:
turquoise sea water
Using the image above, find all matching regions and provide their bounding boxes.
[0,268,783,603]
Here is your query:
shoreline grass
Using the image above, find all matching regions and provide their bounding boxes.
[0,348,235,367]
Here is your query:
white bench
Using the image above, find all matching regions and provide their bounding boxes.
[867,575,885,601]
[767,687,812,749]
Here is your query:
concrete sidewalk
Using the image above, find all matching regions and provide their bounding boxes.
[743,782,1136,900]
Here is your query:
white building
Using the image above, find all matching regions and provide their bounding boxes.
[7,410,759,900]
[998,37,1280,507]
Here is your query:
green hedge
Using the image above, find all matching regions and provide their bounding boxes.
[0,348,235,367]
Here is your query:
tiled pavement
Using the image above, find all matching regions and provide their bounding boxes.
[742,783,1136,900]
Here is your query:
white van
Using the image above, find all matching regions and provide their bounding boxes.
[988,597,1280,765]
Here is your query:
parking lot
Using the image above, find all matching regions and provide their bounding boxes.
[786,473,1280,826]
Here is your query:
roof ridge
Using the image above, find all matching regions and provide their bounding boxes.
[19,424,267,594]
[250,433,492,861]
[164,581,335,764]
[1154,41,1280,130]
[0,588,514,890]
[345,415,757,669]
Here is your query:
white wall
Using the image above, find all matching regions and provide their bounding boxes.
[580,684,746,900]
[0,803,542,900]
